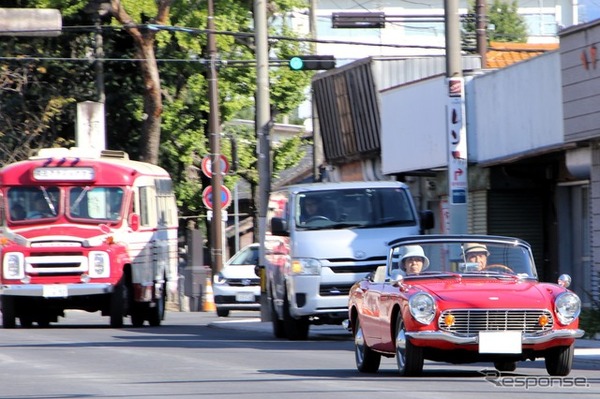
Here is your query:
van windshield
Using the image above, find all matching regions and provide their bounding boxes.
[296,187,416,230]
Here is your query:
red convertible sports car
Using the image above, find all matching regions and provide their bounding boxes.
[347,235,584,376]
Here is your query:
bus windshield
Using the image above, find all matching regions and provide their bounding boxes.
[6,186,124,223]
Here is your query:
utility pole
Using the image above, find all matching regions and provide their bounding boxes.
[309,0,322,181]
[445,0,468,234]
[475,0,487,68]
[255,0,272,321]
[207,0,224,274]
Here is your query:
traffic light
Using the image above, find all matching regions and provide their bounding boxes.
[288,55,336,71]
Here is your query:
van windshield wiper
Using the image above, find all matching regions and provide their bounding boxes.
[369,219,416,228]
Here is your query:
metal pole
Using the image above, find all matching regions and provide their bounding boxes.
[207,0,223,274]
[445,0,468,235]
[255,0,271,322]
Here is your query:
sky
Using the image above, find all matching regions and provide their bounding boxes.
[579,0,600,22]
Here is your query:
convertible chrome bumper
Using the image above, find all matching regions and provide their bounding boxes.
[406,329,585,345]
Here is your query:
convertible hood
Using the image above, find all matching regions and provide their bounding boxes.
[417,278,554,309]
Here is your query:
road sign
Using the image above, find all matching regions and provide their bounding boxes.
[201,155,229,178]
[202,186,232,210]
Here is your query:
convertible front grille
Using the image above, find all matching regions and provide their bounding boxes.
[438,309,554,335]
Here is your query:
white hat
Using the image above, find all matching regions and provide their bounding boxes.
[464,243,490,256]
[400,245,430,270]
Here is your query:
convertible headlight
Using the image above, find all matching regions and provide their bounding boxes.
[289,258,321,275]
[409,292,436,325]
[555,292,581,325]
[3,252,25,280]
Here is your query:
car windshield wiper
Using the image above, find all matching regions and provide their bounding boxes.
[331,222,363,229]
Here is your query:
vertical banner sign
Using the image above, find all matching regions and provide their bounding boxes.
[447,77,468,205]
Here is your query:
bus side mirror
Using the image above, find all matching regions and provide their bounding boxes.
[129,213,140,231]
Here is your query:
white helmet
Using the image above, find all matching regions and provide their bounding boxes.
[400,245,430,270]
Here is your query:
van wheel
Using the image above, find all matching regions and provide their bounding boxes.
[216,308,230,317]
[130,302,145,327]
[271,291,286,338]
[283,290,309,340]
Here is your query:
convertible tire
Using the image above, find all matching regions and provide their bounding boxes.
[395,316,424,376]
[283,291,309,340]
[354,317,381,373]
[545,344,574,376]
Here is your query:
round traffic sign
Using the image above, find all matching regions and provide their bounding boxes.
[202,186,232,210]
[201,155,229,178]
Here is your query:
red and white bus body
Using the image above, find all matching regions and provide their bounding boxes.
[0,148,178,328]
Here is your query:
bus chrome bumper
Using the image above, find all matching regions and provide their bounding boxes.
[0,283,114,297]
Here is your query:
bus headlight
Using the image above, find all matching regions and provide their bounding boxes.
[3,252,25,280]
[88,252,110,278]
[555,292,581,325]
[289,258,321,275]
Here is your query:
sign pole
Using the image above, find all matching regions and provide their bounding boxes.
[445,0,468,234]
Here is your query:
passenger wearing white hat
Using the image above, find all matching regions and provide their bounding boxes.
[464,243,490,270]
[400,245,430,275]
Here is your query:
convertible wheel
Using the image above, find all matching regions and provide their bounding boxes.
[395,316,424,376]
[545,344,574,376]
[494,361,517,372]
[354,317,381,373]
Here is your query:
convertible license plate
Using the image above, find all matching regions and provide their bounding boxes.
[43,284,68,298]
[479,331,522,354]
[235,292,255,302]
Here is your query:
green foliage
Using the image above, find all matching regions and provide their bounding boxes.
[579,308,600,338]
[0,0,314,229]
[487,0,528,43]
[463,0,528,47]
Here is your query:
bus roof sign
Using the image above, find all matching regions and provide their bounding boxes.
[33,167,95,181]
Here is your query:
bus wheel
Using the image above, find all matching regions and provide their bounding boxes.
[148,288,165,327]
[2,296,17,329]
[110,280,125,328]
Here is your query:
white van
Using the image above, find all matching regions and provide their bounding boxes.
[265,181,433,340]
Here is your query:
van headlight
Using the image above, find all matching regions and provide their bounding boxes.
[289,258,321,275]
[3,252,25,280]
[88,251,110,278]
[409,292,436,325]
[555,292,581,325]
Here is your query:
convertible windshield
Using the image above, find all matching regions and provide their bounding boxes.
[295,187,416,230]
[389,239,538,279]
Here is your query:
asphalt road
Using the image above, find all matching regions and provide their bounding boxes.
[0,310,598,399]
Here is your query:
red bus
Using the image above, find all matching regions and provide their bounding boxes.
[0,148,179,328]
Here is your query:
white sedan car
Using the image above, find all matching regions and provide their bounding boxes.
[213,243,261,317]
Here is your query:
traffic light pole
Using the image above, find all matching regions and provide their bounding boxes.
[207,0,224,274]
[255,0,272,322]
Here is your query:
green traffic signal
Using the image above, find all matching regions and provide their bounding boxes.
[288,55,336,71]
[289,56,304,70]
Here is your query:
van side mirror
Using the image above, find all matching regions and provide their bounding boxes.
[420,210,434,232]
[270,217,289,236]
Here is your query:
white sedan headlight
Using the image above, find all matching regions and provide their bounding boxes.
[555,292,581,325]
[409,292,436,325]
[288,258,321,275]
[213,273,227,285]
